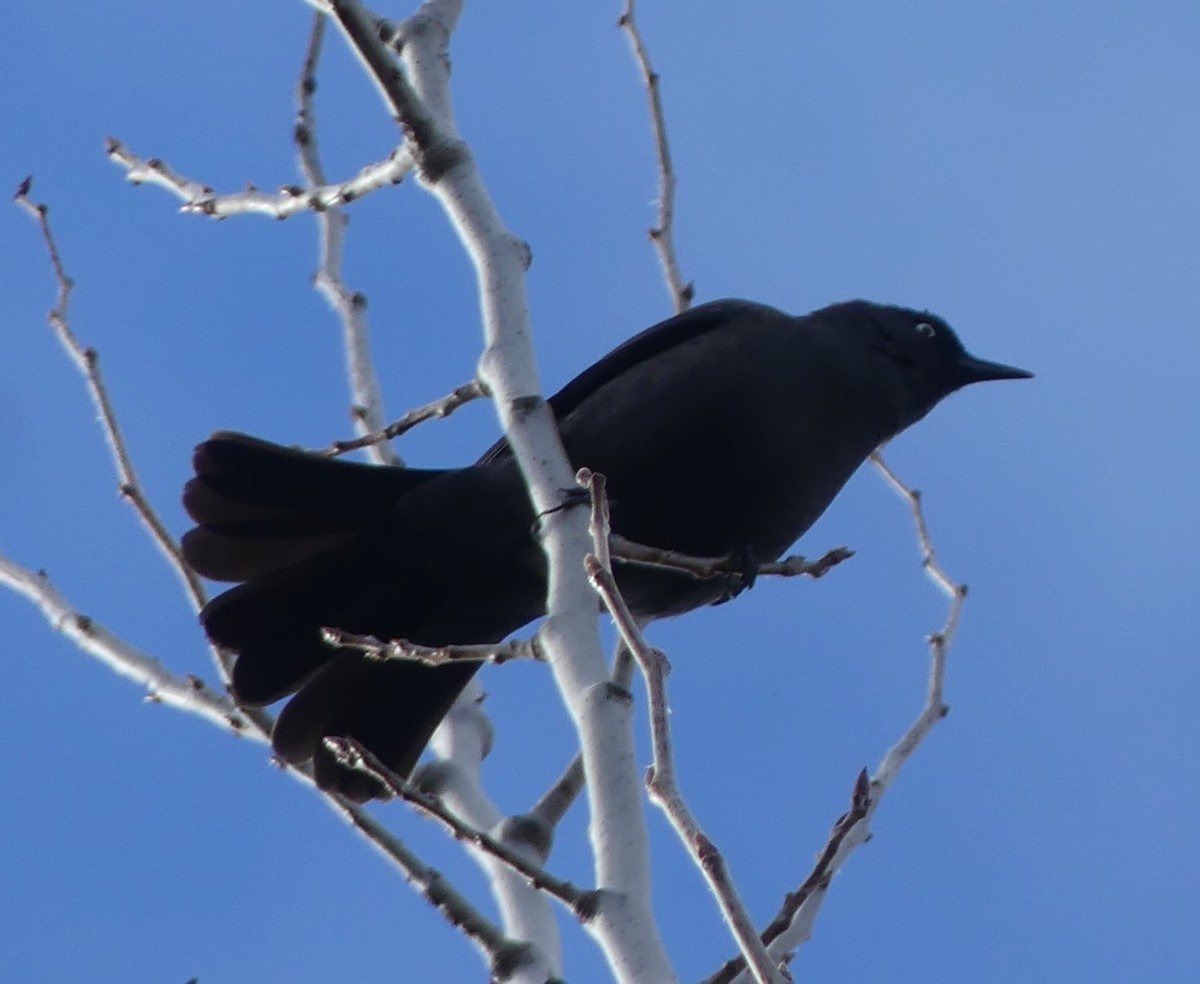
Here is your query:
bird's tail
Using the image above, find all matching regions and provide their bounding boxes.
[182,431,485,800]
[182,431,441,585]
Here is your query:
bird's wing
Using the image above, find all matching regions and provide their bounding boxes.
[476,299,780,465]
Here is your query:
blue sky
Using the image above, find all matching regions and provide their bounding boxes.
[3,2,1198,981]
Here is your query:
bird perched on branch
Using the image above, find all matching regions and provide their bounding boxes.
[182,299,1030,800]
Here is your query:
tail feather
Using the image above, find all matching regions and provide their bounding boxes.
[202,540,444,705]
[188,430,438,514]
[184,431,442,583]
[274,656,479,789]
[182,523,352,583]
[182,431,537,801]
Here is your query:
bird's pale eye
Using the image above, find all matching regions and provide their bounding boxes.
[914,321,937,338]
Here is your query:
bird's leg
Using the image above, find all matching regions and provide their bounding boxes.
[713,542,758,604]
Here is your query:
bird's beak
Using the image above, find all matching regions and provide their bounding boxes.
[956,352,1034,385]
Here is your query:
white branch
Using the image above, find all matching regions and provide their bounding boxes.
[105,136,414,219]
[13,179,234,681]
[722,455,968,980]
[327,737,590,911]
[321,378,488,457]
[293,14,401,464]
[610,534,854,584]
[320,3,675,979]
[0,553,258,737]
[581,471,787,984]
[18,121,552,974]
[427,685,565,971]
[324,627,542,666]
[317,772,559,983]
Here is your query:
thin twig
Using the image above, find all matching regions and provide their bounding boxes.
[870,451,965,602]
[320,782,557,982]
[12,178,235,682]
[323,628,543,667]
[294,14,400,464]
[618,0,693,312]
[609,534,854,583]
[322,378,488,457]
[707,455,968,978]
[702,772,872,984]
[580,472,788,984]
[326,737,596,919]
[868,452,966,789]
[104,136,413,219]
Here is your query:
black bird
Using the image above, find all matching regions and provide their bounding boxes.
[182,299,1030,800]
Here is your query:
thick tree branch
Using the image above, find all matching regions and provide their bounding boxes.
[320,3,674,978]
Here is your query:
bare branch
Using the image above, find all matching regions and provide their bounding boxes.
[313,9,618,971]
[322,378,489,457]
[1,545,551,978]
[0,550,526,975]
[318,6,675,977]
[12,178,233,680]
[528,628,639,841]
[0,553,259,738]
[325,0,464,185]
[104,136,414,219]
[870,451,966,604]
[327,737,596,919]
[868,452,966,789]
[529,633,636,832]
[323,628,543,666]
[11,174,518,967]
[530,755,587,829]
[324,787,559,983]
[703,771,872,984]
[617,0,693,312]
[425,676,566,969]
[711,456,968,977]
[294,13,401,464]
[609,534,854,583]
[580,471,787,984]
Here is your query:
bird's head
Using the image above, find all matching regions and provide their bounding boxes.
[820,301,1033,432]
